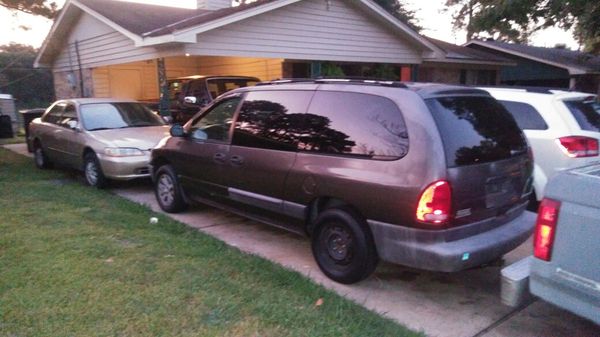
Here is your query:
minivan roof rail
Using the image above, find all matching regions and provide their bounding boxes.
[257,77,408,88]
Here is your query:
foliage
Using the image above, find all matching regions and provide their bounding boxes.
[0,0,58,18]
[0,148,421,337]
[321,62,346,77]
[445,0,600,52]
[372,0,422,32]
[0,43,54,109]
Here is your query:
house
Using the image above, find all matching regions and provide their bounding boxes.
[35,0,511,111]
[466,40,600,94]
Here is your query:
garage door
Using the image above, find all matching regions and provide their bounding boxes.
[109,69,142,99]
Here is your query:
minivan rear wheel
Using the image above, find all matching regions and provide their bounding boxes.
[154,164,187,213]
[311,207,378,284]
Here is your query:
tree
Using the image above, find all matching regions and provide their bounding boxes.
[446,0,600,52]
[372,0,421,32]
[0,44,54,108]
[0,0,58,18]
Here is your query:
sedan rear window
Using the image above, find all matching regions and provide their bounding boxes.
[564,98,600,132]
[80,103,165,131]
[426,96,528,167]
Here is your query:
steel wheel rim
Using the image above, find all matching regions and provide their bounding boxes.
[157,174,175,206]
[325,224,353,264]
[85,160,98,185]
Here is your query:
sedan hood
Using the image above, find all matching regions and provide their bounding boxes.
[88,125,170,150]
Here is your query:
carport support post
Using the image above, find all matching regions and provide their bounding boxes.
[310,61,322,78]
[157,58,170,117]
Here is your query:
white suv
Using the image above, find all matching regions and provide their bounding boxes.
[481,87,600,203]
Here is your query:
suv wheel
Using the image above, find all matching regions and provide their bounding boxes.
[33,141,52,169]
[311,207,378,284]
[84,152,107,188]
[154,165,187,213]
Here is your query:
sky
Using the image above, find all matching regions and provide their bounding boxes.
[0,0,580,50]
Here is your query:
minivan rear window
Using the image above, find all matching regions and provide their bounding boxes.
[426,96,527,167]
[564,98,600,132]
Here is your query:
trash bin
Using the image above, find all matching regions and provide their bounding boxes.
[20,108,45,152]
[0,115,13,139]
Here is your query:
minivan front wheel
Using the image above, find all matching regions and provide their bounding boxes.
[311,208,378,284]
[154,165,187,213]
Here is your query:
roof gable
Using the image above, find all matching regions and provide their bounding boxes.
[465,40,600,74]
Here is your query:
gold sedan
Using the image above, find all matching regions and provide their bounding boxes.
[29,98,170,187]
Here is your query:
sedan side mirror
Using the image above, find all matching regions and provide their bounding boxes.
[170,124,185,137]
[67,120,81,131]
[184,96,197,104]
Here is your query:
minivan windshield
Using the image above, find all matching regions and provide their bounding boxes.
[426,96,528,167]
[564,97,600,132]
[80,102,165,131]
[206,78,259,99]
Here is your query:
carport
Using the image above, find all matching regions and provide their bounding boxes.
[35,0,444,114]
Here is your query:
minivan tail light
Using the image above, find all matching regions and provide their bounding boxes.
[556,136,599,158]
[533,198,560,261]
[416,180,452,225]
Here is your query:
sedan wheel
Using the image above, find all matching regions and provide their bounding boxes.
[33,143,51,169]
[84,153,107,188]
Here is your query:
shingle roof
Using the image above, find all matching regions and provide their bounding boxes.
[75,0,275,37]
[427,37,511,64]
[469,40,600,73]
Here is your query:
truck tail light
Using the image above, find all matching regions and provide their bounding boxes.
[557,136,599,158]
[533,198,561,261]
[416,180,452,225]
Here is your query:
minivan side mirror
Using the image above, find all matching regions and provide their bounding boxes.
[184,96,197,104]
[170,124,185,137]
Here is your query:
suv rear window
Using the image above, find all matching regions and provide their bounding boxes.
[564,98,600,132]
[426,96,527,167]
[498,100,548,130]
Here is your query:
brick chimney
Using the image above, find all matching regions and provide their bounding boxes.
[197,0,232,10]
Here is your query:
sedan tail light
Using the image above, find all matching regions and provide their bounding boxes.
[556,136,599,158]
[533,198,561,261]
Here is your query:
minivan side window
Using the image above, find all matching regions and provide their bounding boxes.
[189,97,242,142]
[303,91,409,159]
[232,90,314,152]
[499,100,548,130]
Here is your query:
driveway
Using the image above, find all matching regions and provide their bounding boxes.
[4,143,599,337]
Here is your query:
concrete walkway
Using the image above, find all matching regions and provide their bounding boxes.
[4,143,598,337]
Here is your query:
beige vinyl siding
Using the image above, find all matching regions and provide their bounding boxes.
[185,0,422,64]
[196,56,283,81]
[52,12,181,72]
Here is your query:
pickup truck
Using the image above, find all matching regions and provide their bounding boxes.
[502,163,600,325]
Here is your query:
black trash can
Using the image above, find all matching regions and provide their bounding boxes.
[0,115,13,139]
[20,108,45,152]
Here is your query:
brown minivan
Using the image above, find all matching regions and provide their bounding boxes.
[151,79,536,284]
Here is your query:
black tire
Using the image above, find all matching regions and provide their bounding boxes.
[33,141,52,169]
[83,152,107,188]
[311,207,379,284]
[154,164,187,213]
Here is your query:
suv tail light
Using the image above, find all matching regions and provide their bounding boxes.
[533,198,561,261]
[556,136,599,158]
[416,180,452,225]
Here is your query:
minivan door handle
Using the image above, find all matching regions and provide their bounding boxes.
[213,152,227,164]
[230,155,244,166]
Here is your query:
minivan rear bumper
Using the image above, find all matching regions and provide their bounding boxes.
[368,209,536,272]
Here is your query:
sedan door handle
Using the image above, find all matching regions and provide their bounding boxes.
[213,152,227,164]
[230,155,244,166]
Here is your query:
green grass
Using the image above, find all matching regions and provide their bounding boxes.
[0,148,420,337]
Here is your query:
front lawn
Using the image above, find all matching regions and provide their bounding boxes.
[0,148,420,337]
